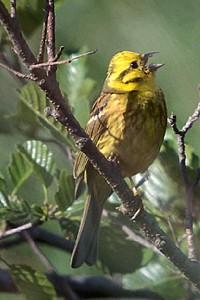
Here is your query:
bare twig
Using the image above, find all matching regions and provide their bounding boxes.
[37,3,48,62]
[0,62,32,79]
[23,230,80,300]
[53,45,64,62]
[46,0,56,76]
[22,231,54,273]
[46,0,55,61]
[168,102,200,262]
[0,220,42,240]
[182,102,200,134]
[30,49,98,69]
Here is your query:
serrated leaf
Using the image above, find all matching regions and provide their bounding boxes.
[8,150,33,195]
[18,83,75,149]
[0,194,30,224]
[18,140,56,187]
[55,170,75,211]
[10,265,57,300]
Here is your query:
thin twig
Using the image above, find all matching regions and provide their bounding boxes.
[46,0,56,76]
[22,230,54,273]
[182,102,200,134]
[0,62,32,79]
[30,49,98,69]
[53,46,64,62]
[47,0,55,60]
[0,220,42,240]
[168,103,200,261]
[37,3,48,62]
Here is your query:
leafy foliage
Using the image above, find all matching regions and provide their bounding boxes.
[18,83,75,149]
[55,169,75,211]
[10,264,57,300]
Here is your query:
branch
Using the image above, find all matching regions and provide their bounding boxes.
[0,62,32,79]
[30,49,98,69]
[0,269,164,299]
[0,220,42,239]
[0,226,74,253]
[168,102,200,262]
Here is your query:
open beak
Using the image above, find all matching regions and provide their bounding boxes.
[142,52,164,72]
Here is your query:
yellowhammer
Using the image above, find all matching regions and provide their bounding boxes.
[71,51,167,268]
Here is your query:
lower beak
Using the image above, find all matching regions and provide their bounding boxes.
[148,63,165,72]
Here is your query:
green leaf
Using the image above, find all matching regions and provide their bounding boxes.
[99,224,143,274]
[134,129,183,210]
[0,173,7,194]
[8,150,33,195]
[18,83,75,149]
[31,204,48,221]
[0,195,30,224]
[17,1,45,36]
[10,265,57,300]
[55,169,75,211]
[18,140,56,187]
[123,261,184,300]
[12,99,42,136]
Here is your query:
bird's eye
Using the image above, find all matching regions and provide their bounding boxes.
[130,61,138,69]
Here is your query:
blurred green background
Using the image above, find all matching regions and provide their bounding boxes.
[55,0,200,151]
[0,0,200,299]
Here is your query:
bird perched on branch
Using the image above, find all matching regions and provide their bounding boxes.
[71,50,167,268]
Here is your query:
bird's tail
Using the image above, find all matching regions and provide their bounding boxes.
[71,173,111,268]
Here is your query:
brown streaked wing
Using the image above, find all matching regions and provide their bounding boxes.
[73,92,111,179]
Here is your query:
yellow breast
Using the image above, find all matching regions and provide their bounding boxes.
[96,89,167,177]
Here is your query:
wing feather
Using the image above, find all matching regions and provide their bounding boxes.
[73,93,111,180]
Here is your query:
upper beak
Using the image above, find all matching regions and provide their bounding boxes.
[142,52,159,65]
[142,52,164,72]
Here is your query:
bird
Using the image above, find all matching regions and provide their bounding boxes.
[71,50,167,268]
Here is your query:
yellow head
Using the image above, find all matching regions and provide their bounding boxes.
[103,51,164,93]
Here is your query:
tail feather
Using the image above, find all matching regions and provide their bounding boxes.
[71,170,112,268]
[71,194,104,268]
